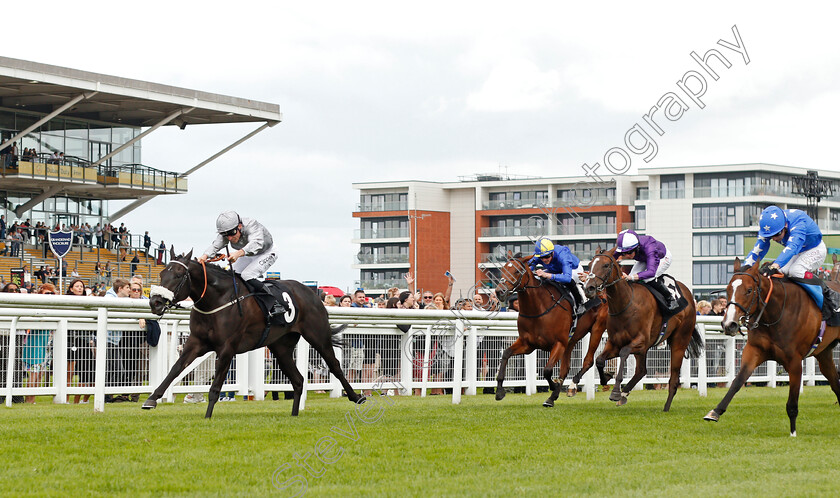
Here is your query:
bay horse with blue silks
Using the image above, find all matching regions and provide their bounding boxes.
[704,258,840,436]
[494,255,608,407]
[145,249,364,418]
[582,248,702,410]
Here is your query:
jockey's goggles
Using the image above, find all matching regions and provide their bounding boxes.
[220,227,239,237]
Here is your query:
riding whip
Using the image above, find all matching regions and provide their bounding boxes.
[226,246,244,316]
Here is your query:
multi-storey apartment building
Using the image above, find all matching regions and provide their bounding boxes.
[353,164,840,300]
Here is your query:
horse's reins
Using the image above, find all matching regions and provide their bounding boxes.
[504,258,572,319]
[156,258,254,315]
[588,254,635,317]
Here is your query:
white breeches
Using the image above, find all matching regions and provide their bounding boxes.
[629,249,672,282]
[780,241,825,279]
[232,246,277,281]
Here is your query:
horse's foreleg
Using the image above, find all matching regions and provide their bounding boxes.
[595,341,617,387]
[616,352,648,406]
[785,359,803,437]
[204,349,235,419]
[543,341,566,407]
[815,348,840,405]
[142,337,207,410]
[704,343,765,423]
[496,339,533,401]
[609,345,632,402]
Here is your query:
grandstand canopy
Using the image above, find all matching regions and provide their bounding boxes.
[0,56,282,127]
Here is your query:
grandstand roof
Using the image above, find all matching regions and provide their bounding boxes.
[0,56,282,127]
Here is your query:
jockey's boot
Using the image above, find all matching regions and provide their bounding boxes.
[247,278,288,317]
[647,279,677,311]
[571,283,587,315]
[822,286,840,320]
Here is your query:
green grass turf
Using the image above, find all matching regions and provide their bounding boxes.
[3,386,840,497]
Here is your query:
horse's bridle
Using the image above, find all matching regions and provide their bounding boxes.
[586,253,624,293]
[151,259,215,314]
[499,257,570,318]
[586,253,634,316]
[728,270,786,330]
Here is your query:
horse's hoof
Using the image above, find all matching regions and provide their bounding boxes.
[495,391,506,401]
[567,386,577,397]
[703,410,719,422]
[616,397,628,407]
[141,399,157,410]
[608,391,621,402]
[790,431,797,437]
[543,399,554,408]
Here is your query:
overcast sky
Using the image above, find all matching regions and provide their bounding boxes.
[8,2,840,291]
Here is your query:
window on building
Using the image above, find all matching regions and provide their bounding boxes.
[693,262,733,286]
[692,204,761,228]
[693,234,744,256]
[660,175,685,199]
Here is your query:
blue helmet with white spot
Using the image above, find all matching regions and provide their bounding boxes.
[758,206,786,238]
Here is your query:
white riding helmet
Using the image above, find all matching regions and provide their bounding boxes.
[216,211,241,234]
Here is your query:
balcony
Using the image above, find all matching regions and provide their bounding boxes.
[554,195,617,208]
[480,253,513,264]
[3,157,187,195]
[353,228,410,240]
[557,223,617,235]
[483,196,617,211]
[355,253,410,265]
[355,200,409,212]
[357,279,406,291]
[480,226,541,238]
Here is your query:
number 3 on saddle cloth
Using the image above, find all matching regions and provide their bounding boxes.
[244,279,298,328]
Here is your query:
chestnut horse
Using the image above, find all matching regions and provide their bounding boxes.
[494,255,607,407]
[582,248,701,410]
[145,249,364,418]
[704,258,840,436]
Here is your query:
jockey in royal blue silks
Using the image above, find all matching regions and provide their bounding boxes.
[745,206,825,278]
[614,229,678,310]
[745,206,839,312]
[529,237,587,313]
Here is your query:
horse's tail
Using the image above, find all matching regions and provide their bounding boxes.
[330,324,348,347]
[684,326,705,359]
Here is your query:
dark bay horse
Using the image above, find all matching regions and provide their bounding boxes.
[704,258,840,436]
[582,248,702,410]
[145,249,363,418]
[494,256,608,407]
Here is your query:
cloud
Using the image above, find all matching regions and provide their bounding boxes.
[466,59,562,112]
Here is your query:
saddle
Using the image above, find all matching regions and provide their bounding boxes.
[781,274,840,327]
[638,275,688,321]
[542,279,598,317]
[245,279,298,328]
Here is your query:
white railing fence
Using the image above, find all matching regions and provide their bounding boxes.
[1,295,838,412]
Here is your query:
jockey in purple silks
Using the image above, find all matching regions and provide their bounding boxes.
[614,229,677,310]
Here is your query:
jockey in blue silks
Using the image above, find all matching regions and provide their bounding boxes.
[745,206,839,314]
[529,237,587,313]
[745,206,825,278]
[614,229,677,310]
